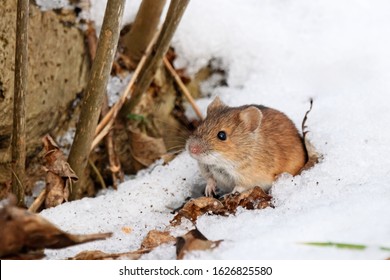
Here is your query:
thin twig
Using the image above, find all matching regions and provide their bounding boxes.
[163,56,203,120]
[107,131,124,188]
[94,30,160,138]
[101,88,124,189]
[106,122,124,188]
[122,0,190,114]
[91,118,114,151]
[28,189,47,213]
[297,99,322,175]
[9,167,24,197]
[302,98,313,140]
[88,159,106,189]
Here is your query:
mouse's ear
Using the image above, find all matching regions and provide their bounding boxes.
[239,106,263,132]
[207,96,226,115]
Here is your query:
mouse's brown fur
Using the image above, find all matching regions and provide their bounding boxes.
[186,97,307,196]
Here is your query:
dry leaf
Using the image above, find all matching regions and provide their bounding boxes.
[0,196,112,259]
[70,230,175,260]
[171,187,272,226]
[42,135,78,183]
[176,228,222,260]
[3,251,45,260]
[69,249,148,260]
[42,135,78,208]
[129,127,167,170]
[170,196,225,226]
[140,230,176,250]
[45,171,67,208]
[70,250,115,260]
[220,186,272,212]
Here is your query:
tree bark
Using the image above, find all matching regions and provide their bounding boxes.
[122,0,190,115]
[68,0,125,200]
[122,0,167,68]
[12,0,29,206]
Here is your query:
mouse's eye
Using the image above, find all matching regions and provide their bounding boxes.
[217,131,227,141]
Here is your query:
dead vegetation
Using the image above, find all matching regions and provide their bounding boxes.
[0,0,208,202]
[0,196,111,259]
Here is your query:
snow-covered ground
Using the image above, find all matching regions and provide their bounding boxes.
[41,0,390,259]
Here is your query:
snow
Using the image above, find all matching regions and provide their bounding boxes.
[107,74,132,107]
[40,0,390,259]
[35,0,71,11]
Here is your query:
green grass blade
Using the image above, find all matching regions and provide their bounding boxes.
[301,242,390,251]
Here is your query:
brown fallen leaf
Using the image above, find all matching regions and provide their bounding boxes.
[140,229,176,250]
[70,250,115,260]
[176,228,222,260]
[0,196,112,259]
[129,127,167,170]
[171,187,272,226]
[4,251,46,260]
[221,186,272,212]
[69,249,149,260]
[42,135,78,208]
[170,196,225,226]
[70,229,175,260]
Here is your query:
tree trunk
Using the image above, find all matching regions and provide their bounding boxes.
[11,0,29,206]
[68,0,126,200]
[121,0,190,115]
[121,0,167,68]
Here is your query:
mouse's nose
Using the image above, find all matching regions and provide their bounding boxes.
[188,143,202,155]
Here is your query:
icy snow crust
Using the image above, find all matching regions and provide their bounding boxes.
[42,0,390,259]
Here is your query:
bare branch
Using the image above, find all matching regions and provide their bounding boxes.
[122,0,167,68]
[93,30,160,146]
[122,0,190,115]
[163,57,204,120]
[67,0,126,200]
[12,0,29,206]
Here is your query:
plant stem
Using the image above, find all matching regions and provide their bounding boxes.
[163,57,204,120]
[68,0,125,200]
[122,0,167,68]
[12,0,29,206]
[121,0,190,115]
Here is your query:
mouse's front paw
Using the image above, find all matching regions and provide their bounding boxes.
[232,185,246,194]
[204,177,217,197]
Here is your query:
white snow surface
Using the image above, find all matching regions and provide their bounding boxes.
[41,0,390,259]
[35,0,71,11]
